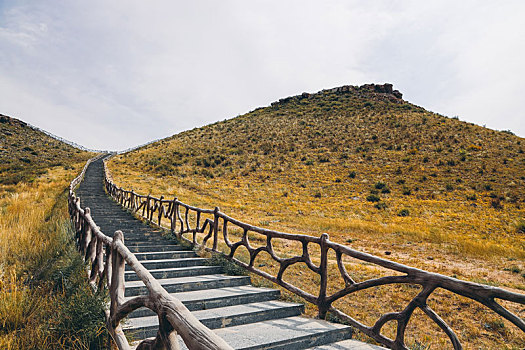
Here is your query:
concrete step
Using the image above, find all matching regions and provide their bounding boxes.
[124,257,209,271]
[125,265,224,281]
[124,274,251,297]
[134,251,196,261]
[124,300,304,339]
[126,244,186,253]
[125,286,281,317]
[116,236,172,244]
[187,316,352,350]
[307,340,387,349]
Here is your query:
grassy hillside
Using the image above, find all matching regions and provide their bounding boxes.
[0,114,107,349]
[0,114,90,185]
[108,84,525,348]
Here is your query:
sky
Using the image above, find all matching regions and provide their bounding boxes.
[0,1,524,151]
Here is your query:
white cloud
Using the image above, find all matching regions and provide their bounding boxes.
[0,1,523,151]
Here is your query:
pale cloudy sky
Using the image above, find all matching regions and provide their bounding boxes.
[1,1,524,151]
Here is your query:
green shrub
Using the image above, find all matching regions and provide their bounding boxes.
[398,208,410,217]
[374,202,387,210]
[374,182,386,190]
[366,194,380,202]
[490,198,502,209]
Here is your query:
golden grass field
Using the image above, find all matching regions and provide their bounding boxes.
[108,85,525,349]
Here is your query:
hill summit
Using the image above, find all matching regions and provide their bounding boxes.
[272,83,403,108]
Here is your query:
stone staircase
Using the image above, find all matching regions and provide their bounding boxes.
[76,158,384,349]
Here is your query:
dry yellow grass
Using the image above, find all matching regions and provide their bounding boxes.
[0,165,100,349]
[108,85,525,349]
[0,153,106,347]
[0,168,70,266]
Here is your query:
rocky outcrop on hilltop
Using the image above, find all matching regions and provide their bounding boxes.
[271,83,404,108]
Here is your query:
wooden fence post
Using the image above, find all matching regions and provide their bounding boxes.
[110,230,131,350]
[131,191,135,210]
[82,208,92,258]
[213,207,220,251]
[170,198,177,235]
[75,197,81,231]
[158,196,164,225]
[317,233,330,319]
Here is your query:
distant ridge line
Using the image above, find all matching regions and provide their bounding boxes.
[0,112,103,153]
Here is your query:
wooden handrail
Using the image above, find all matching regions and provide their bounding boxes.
[69,156,233,350]
[102,156,525,350]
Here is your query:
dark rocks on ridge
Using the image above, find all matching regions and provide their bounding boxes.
[270,83,404,108]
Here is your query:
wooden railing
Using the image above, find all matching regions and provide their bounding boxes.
[103,158,525,350]
[69,156,232,350]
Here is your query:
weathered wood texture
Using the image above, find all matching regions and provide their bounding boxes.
[69,156,233,350]
[102,157,525,350]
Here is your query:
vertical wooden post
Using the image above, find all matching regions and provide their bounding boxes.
[131,191,135,210]
[89,236,103,283]
[195,211,201,232]
[83,208,92,258]
[105,243,113,289]
[75,197,81,232]
[317,233,330,319]
[213,207,220,252]
[146,195,151,220]
[95,235,104,282]
[110,230,130,350]
[158,196,164,226]
[184,207,190,231]
[170,198,177,235]
[177,202,184,234]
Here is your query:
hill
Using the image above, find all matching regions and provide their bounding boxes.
[109,83,524,256]
[0,113,90,185]
[107,84,525,348]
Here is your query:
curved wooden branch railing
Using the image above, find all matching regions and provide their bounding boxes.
[103,157,525,350]
[69,156,233,350]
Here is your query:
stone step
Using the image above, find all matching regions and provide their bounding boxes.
[126,286,281,317]
[124,300,304,339]
[184,317,352,350]
[133,251,196,261]
[307,339,387,349]
[126,244,186,253]
[125,257,209,271]
[124,274,251,297]
[92,223,162,231]
[125,265,224,281]
[115,236,171,244]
